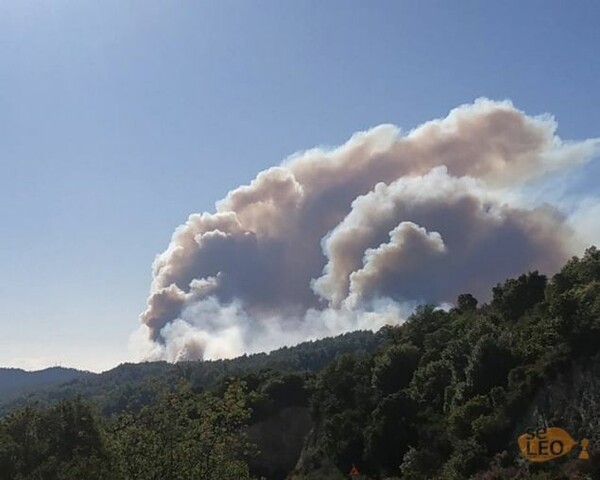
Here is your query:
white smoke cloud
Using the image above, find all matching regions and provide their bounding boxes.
[313,167,571,308]
[133,99,600,362]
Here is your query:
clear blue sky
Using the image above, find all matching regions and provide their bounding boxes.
[1,1,599,371]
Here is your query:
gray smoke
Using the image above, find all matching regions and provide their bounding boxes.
[132,99,600,362]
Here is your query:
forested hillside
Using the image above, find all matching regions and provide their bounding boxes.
[1,247,600,479]
[0,330,384,416]
[0,367,91,400]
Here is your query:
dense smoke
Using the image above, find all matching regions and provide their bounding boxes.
[133,99,600,362]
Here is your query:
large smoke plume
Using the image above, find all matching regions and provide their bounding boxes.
[133,99,600,362]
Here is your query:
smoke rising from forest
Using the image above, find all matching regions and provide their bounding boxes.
[132,99,600,362]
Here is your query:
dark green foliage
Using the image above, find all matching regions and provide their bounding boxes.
[364,391,416,474]
[546,247,600,356]
[246,371,311,423]
[300,248,600,479]
[464,335,514,396]
[0,382,257,479]
[492,270,547,320]
[0,398,114,479]
[2,249,600,479]
[400,305,449,349]
[457,293,478,312]
[0,330,384,417]
[372,343,420,395]
[111,379,255,480]
[308,354,376,474]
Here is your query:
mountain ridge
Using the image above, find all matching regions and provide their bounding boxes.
[0,366,93,400]
[0,330,385,416]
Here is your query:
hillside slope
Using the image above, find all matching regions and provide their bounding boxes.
[290,247,600,479]
[0,367,91,400]
[0,329,384,417]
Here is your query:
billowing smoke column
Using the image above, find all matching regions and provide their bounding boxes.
[133,99,600,362]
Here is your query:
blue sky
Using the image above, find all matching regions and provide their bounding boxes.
[1,1,599,371]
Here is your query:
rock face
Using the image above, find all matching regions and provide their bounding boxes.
[290,416,344,480]
[517,354,600,448]
[248,406,313,480]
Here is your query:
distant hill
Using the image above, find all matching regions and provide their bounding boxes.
[0,366,92,400]
[0,330,385,416]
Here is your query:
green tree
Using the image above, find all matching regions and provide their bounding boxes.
[457,293,478,313]
[364,390,416,474]
[112,379,255,480]
[492,271,547,321]
[371,343,420,395]
[0,398,113,480]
